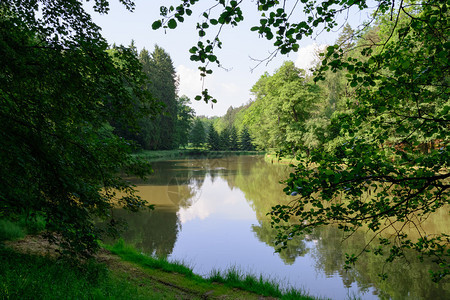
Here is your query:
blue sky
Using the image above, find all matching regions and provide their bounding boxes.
[86,1,370,117]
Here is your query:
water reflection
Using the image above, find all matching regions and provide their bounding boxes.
[110,156,449,299]
[110,208,180,257]
[310,225,450,299]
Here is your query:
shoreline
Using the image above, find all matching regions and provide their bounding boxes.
[1,232,318,300]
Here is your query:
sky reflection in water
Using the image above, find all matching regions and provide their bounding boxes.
[114,156,449,300]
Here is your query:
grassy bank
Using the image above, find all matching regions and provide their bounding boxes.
[105,240,314,299]
[265,153,300,165]
[0,219,320,300]
[0,246,158,300]
[134,149,265,161]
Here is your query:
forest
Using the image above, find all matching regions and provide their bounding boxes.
[1,0,448,290]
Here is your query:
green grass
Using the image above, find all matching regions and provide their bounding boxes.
[134,149,265,161]
[106,240,316,300]
[0,219,26,241]
[0,246,156,300]
[0,215,45,242]
[1,220,319,299]
[207,267,311,300]
[265,152,300,165]
[0,218,155,299]
[105,239,198,278]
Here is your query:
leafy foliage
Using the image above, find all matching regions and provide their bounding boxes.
[175,95,196,148]
[0,1,157,255]
[113,45,194,151]
[271,1,450,282]
[245,61,323,151]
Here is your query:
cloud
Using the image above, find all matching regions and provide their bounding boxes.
[176,64,251,117]
[177,177,255,223]
[219,82,240,94]
[295,43,327,73]
[177,64,203,97]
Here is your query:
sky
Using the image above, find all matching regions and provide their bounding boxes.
[85,1,370,117]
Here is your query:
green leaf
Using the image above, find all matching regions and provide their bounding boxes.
[167,19,177,29]
[151,20,162,30]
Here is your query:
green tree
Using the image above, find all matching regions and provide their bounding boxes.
[272,3,450,282]
[239,127,254,151]
[139,45,178,150]
[1,0,159,255]
[245,61,322,151]
[175,95,195,148]
[229,126,239,151]
[207,124,220,151]
[189,118,206,148]
[219,127,231,150]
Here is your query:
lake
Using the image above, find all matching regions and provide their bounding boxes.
[108,155,449,299]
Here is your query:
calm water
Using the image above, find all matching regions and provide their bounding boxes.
[109,156,449,299]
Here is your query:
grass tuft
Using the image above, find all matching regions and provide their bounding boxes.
[206,267,308,299]
[208,267,278,294]
[105,239,199,279]
[0,219,26,241]
[0,246,148,299]
[0,214,46,242]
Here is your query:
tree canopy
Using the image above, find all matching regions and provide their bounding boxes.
[0,0,159,255]
[153,0,449,281]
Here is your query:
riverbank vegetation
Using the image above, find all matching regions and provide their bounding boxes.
[134,149,265,161]
[0,219,316,300]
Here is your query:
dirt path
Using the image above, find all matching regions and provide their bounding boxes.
[5,235,276,300]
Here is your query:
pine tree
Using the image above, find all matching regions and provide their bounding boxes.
[239,127,254,151]
[229,126,239,150]
[219,127,231,150]
[190,118,206,148]
[207,124,220,150]
[175,96,195,148]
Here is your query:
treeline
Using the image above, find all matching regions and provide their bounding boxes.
[112,44,195,150]
[111,44,257,152]
[204,24,376,154]
[189,117,255,151]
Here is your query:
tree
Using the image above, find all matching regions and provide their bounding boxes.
[138,45,178,150]
[239,127,254,151]
[175,95,195,148]
[229,126,239,151]
[0,0,161,255]
[153,0,449,281]
[219,127,231,150]
[190,118,206,148]
[148,45,178,149]
[207,124,220,151]
[244,61,322,151]
[272,3,450,282]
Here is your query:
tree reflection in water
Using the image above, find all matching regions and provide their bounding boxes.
[107,156,449,299]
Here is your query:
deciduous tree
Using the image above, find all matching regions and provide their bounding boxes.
[1,0,160,255]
